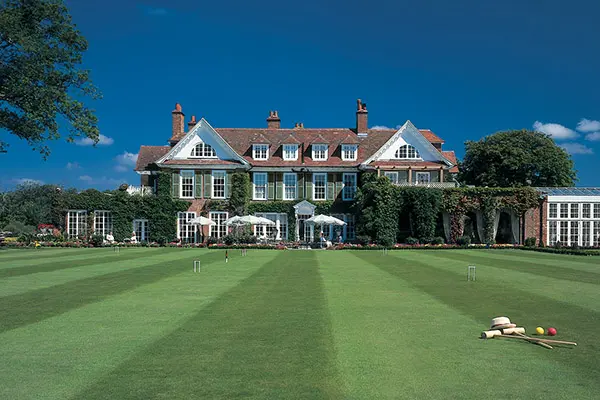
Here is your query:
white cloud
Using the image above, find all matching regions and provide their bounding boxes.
[533,121,578,140]
[79,175,127,187]
[114,152,138,172]
[560,143,594,155]
[12,178,44,185]
[576,118,600,133]
[66,162,81,170]
[75,134,114,146]
[585,132,600,141]
[370,125,402,131]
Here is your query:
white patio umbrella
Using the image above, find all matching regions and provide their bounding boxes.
[225,215,246,226]
[189,216,216,242]
[306,214,346,247]
[239,215,276,225]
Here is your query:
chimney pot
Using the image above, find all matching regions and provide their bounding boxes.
[356,98,368,133]
[267,110,281,129]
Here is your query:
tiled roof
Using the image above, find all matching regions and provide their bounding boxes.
[162,159,242,166]
[216,128,393,167]
[135,146,169,171]
[442,151,459,173]
[420,129,444,143]
[370,160,447,168]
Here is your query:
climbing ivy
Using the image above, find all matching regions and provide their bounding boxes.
[229,172,250,215]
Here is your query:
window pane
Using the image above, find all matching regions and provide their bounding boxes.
[582,204,591,218]
[384,172,398,184]
[549,203,557,218]
[560,204,568,218]
[313,174,326,200]
[570,204,579,219]
[94,211,113,238]
[548,221,557,245]
[209,211,228,239]
[343,173,356,200]
[582,221,591,247]
[346,214,356,240]
[284,174,296,200]
[594,221,600,246]
[313,145,327,160]
[283,145,297,160]
[254,173,267,200]
[212,171,225,198]
[180,171,194,198]
[570,221,579,245]
[178,212,197,243]
[559,221,568,243]
[594,204,600,219]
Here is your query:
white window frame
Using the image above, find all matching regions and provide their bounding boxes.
[283,144,298,161]
[342,173,357,201]
[177,212,197,243]
[283,173,297,200]
[94,210,113,238]
[312,144,328,161]
[190,142,217,158]
[180,170,195,199]
[254,213,288,240]
[253,172,268,200]
[133,219,149,242]
[313,173,327,201]
[67,210,87,239]
[341,144,358,161]
[211,170,226,199]
[384,171,399,184]
[252,144,269,160]
[547,201,600,247]
[209,211,229,239]
[394,144,420,159]
[415,172,431,184]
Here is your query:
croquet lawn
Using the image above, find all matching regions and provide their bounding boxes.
[0,248,599,399]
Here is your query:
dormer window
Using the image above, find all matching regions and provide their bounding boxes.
[283,144,298,161]
[341,144,358,161]
[190,142,216,158]
[253,144,269,160]
[394,144,420,159]
[312,144,328,161]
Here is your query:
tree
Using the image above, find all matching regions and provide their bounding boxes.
[0,0,100,157]
[459,130,576,187]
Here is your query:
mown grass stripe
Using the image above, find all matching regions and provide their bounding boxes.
[460,249,600,271]
[0,250,221,334]
[73,251,342,400]
[0,248,101,262]
[352,251,600,386]
[0,248,169,278]
[425,250,600,284]
[0,250,274,400]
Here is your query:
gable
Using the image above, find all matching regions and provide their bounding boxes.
[363,121,453,166]
[156,118,248,165]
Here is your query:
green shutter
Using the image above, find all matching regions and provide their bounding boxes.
[204,171,211,199]
[226,172,232,199]
[306,174,313,200]
[268,173,275,200]
[195,172,202,198]
[327,173,335,200]
[172,172,179,198]
[276,173,283,200]
[298,174,305,199]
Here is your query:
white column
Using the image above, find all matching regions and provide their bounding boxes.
[310,225,314,242]
[276,219,281,240]
[262,225,267,237]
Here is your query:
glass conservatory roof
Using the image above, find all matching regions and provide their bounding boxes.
[535,187,600,196]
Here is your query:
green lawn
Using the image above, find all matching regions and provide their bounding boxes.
[0,248,599,399]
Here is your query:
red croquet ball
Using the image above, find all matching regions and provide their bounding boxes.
[547,327,557,336]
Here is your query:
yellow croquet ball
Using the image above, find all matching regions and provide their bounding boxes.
[536,327,545,335]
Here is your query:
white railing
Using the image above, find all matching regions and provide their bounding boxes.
[126,185,155,196]
[394,181,458,188]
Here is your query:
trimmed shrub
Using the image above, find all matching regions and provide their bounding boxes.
[456,235,471,246]
[90,234,105,247]
[524,237,537,247]
[405,237,419,245]
[431,236,445,245]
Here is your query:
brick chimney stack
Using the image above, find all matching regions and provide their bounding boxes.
[267,110,281,129]
[187,115,197,132]
[170,103,185,146]
[356,99,368,134]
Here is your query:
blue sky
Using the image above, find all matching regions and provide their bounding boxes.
[1,0,599,190]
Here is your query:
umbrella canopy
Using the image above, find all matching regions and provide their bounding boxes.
[188,216,216,226]
[225,216,246,226]
[239,215,276,226]
[305,214,346,226]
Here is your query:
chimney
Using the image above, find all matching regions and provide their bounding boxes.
[356,99,368,134]
[170,103,185,146]
[294,122,304,129]
[267,110,281,129]
[187,115,197,132]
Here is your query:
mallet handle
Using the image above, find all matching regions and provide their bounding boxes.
[515,332,553,349]
[497,335,576,346]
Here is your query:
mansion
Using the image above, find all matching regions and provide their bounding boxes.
[133,100,459,243]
